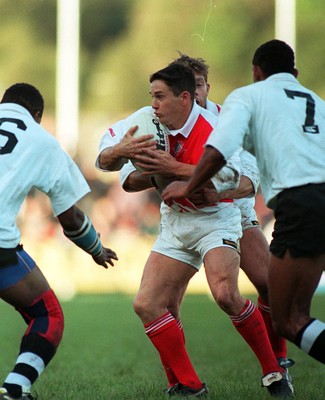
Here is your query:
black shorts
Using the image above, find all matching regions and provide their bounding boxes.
[270,183,325,258]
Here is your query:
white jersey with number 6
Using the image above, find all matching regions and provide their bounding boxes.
[0,103,90,248]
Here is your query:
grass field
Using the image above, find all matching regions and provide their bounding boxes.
[0,293,324,399]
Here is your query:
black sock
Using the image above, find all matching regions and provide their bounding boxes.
[3,383,22,398]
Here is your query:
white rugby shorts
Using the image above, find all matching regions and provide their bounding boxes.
[152,203,242,270]
[236,198,260,231]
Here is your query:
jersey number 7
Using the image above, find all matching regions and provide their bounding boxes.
[284,89,319,134]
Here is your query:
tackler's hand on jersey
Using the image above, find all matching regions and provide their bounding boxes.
[189,183,223,208]
[162,180,191,206]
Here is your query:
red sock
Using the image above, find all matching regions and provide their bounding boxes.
[230,300,282,375]
[145,312,202,389]
[177,319,185,345]
[159,355,178,387]
[159,319,184,387]
[258,296,287,359]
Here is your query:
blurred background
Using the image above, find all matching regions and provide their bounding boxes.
[2,0,325,298]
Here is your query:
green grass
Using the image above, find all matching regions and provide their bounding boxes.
[0,293,324,399]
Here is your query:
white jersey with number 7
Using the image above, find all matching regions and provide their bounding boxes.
[206,73,325,208]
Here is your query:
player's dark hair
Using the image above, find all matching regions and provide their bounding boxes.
[252,39,295,77]
[174,51,209,82]
[1,83,44,119]
[173,51,209,83]
[150,63,196,100]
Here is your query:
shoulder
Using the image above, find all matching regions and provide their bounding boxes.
[105,106,155,139]
[206,99,221,116]
[198,105,218,125]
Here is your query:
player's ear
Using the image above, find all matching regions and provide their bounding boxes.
[252,65,265,82]
[33,110,43,124]
[179,91,190,102]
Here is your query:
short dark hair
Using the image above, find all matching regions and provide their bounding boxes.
[150,62,196,100]
[252,39,295,77]
[1,83,44,118]
[173,51,209,82]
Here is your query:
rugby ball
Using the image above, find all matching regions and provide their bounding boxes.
[129,110,170,171]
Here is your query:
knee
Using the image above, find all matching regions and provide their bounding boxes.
[212,288,243,315]
[133,296,144,317]
[133,295,155,321]
[19,289,64,348]
[133,292,175,323]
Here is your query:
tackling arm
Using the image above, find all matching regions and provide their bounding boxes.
[212,149,259,200]
[162,146,226,202]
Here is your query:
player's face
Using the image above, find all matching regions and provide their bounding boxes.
[195,74,210,108]
[150,80,188,130]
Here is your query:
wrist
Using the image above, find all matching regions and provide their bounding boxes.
[64,215,103,257]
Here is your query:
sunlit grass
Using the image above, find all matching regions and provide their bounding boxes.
[0,293,324,399]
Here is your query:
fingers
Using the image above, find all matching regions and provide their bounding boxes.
[93,247,118,268]
[162,181,188,202]
[104,247,118,259]
[128,125,139,136]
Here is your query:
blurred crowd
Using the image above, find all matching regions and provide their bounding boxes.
[18,171,273,246]
[17,170,274,297]
[18,172,162,246]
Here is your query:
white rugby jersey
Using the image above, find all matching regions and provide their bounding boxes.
[206,98,221,115]
[205,98,260,215]
[206,73,325,208]
[0,103,90,248]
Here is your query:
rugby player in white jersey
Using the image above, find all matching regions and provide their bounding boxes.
[163,40,325,367]
[0,83,118,400]
[174,52,295,374]
[97,63,292,398]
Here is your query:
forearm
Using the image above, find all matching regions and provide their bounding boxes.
[187,146,226,194]
[58,206,103,257]
[98,145,127,171]
[123,171,153,192]
[173,162,196,180]
[220,175,254,200]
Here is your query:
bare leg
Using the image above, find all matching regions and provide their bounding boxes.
[268,251,325,342]
[240,227,289,360]
[240,227,269,301]
[0,265,50,307]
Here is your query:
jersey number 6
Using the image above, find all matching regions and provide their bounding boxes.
[0,118,26,154]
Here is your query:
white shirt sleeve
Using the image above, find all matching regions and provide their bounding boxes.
[119,160,137,190]
[206,87,253,159]
[210,148,241,193]
[95,106,155,171]
[95,119,128,171]
[38,144,90,216]
[239,149,260,195]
